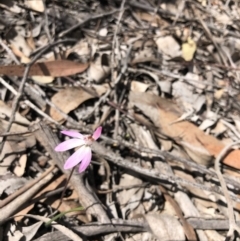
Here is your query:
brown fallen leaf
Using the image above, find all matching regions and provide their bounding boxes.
[129,91,240,169]
[0,60,89,77]
[50,84,109,122]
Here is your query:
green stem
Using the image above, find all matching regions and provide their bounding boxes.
[45,206,84,226]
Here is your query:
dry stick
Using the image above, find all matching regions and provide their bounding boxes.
[214,141,240,238]
[0,165,56,208]
[0,130,31,137]
[111,0,126,140]
[188,217,240,230]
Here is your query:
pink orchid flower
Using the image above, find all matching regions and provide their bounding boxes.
[55,127,102,173]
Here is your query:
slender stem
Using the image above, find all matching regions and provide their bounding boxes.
[55,167,75,211]
[45,206,84,226]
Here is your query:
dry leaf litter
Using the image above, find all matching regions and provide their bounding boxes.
[1,0,240,241]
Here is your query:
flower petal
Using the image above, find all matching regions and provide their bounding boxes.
[64,145,90,169]
[92,126,102,140]
[61,130,83,139]
[55,139,85,152]
[78,148,92,173]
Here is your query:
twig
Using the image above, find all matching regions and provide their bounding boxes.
[188,217,240,230]
[111,0,126,139]
[214,141,240,238]
[0,130,31,137]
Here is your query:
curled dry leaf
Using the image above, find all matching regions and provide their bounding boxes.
[50,84,109,122]
[0,60,89,77]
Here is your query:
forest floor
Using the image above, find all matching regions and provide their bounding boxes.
[1,0,240,240]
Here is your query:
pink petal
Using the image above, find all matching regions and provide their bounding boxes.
[55,139,85,152]
[64,145,90,169]
[92,126,102,140]
[61,130,83,139]
[78,148,92,173]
